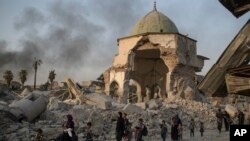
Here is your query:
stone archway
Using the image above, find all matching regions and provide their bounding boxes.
[109,81,119,99]
[131,47,168,101]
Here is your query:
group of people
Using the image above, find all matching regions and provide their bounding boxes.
[216,108,245,134]
[115,112,205,141]
[32,107,247,141]
[115,112,147,141]
[33,112,207,141]
[35,114,91,141]
[188,118,204,138]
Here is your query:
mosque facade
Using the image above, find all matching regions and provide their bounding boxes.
[103,4,208,103]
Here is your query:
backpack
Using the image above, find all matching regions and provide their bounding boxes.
[142,125,148,136]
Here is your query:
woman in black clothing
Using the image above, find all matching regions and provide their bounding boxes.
[171,117,179,141]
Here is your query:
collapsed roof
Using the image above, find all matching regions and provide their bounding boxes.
[198,20,250,97]
[219,0,250,18]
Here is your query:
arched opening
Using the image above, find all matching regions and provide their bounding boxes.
[109,81,119,99]
[131,47,168,101]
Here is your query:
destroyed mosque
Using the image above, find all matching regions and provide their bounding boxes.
[103,5,208,103]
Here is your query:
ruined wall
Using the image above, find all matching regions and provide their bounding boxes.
[112,36,142,67]
[107,33,206,102]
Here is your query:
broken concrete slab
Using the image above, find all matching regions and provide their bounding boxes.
[9,93,48,122]
[135,102,146,109]
[85,93,112,110]
[225,104,238,117]
[122,103,143,114]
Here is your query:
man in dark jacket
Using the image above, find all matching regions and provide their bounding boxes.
[116,112,124,141]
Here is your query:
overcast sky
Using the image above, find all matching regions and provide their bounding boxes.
[0,0,249,84]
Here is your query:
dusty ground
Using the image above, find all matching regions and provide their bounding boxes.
[137,129,229,141]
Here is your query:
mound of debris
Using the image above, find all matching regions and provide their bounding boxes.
[0,79,249,141]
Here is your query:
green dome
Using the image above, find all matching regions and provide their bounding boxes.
[130,9,179,36]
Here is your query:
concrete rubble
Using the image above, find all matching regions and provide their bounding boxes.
[0,81,249,141]
[85,93,112,110]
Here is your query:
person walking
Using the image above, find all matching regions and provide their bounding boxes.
[127,123,133,141]
[86,122,93,141]
[238,110,245,125]
[134,126,140,141]
[55,114,78,141]
[200,122,204,137]
[216,108,223,134]
[136,118,146,141]
[223,110,230,131]
[177,123,183,141]
[116,112,125,141]
[189,118,195,138]
[123,113,130,139]
[171,117,179,141]
[160,120,168,141]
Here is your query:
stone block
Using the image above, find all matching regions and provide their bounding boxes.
[86,93,112,110]
[225,104,238,117]
[136,102,146,109]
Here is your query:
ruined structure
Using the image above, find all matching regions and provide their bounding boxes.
[198,20,250,97]
[219,0,250,18]
[104,4,208,103]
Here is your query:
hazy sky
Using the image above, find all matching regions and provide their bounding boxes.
[0,0,249,84]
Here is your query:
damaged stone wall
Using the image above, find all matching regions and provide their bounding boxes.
[105,33,207,103]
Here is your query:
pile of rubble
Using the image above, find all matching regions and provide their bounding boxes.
[0,80,249,141]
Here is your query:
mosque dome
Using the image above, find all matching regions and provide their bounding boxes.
[130,5,178,36]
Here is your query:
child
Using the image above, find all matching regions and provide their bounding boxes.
[86,122,93,141]
[134,126,140,141]
[127,123,133,141]
[189,119,195,137]
[200,122,204,137]
[35,128,44,141]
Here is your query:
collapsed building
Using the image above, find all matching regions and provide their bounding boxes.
[198,20,250,97]
[104,4,208,103]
